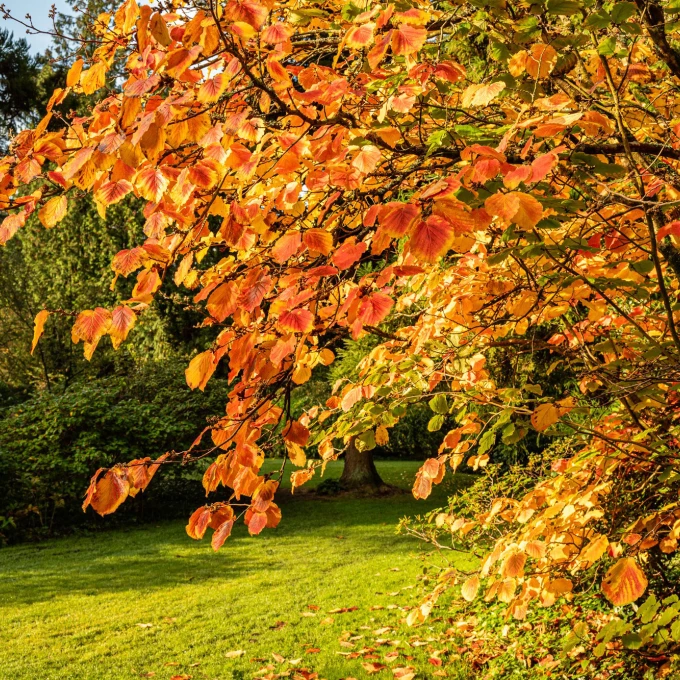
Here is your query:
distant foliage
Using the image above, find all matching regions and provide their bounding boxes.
[0,362,230,542]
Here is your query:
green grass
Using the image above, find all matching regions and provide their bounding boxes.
[0,461,475,680]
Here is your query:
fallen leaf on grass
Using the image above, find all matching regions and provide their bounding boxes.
[270,620,287,630]
[170,676,191,680]
[163,662,180,667]
[362,662,387,673]
[301,612,317,617]
[393,668,416,680]
[139,674,155,678]
[320,617,335,625]
[329,606,358,614]
[225,650,245,658]
[306,648,321,654]
[272,653,286,663]
[136,623,153,628]
[306,604,320,610]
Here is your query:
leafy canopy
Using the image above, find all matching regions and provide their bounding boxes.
[3,0,680,669]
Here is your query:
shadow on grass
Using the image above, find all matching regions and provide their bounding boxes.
[0,474,474,607]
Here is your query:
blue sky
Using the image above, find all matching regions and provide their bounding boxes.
[2,0,73,54]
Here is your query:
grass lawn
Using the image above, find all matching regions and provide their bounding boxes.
[0,461,475,680]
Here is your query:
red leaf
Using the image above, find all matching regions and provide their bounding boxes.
[279,308,314,333]
[380,202,420,237]
[358,293,394,325]
[332,240,366,269]
[409,216,453,262]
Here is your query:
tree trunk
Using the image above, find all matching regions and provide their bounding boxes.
[339,437,386,490]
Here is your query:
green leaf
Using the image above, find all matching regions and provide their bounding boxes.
[585,10,612,29]
[611,2,637,23]
[478,430,496,455]
[356,429,376,451]
[638,594,659,624]
[340,1,362,21]
[632,259,654,274]
[657,605,679,627]
[672,617,680,640]
[546,0,583,15]
[429,393,449,414]
[598,36,617,56]
[621,632,643,649]
[427,414,445,432]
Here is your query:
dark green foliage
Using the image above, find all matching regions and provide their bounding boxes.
[0,362,231,543]
[0,29,40,147]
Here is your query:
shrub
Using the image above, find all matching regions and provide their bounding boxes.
[0,361,229,542]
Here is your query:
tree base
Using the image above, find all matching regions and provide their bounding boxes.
[338,437,389,493]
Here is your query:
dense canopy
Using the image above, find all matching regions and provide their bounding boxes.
[4,0,680,671]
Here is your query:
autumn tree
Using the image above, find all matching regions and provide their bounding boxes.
[4,0,680,672]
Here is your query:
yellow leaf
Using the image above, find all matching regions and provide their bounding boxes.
[292,364,311,384]
[31,309,50,355]
[66,59,83,87]
[461,574,480,602]
[375,425,389,446]
[38,195,68,228]
[185,350,217,391]
[579,534,609,566]
[531,403,560,431]
[286,440,306,467]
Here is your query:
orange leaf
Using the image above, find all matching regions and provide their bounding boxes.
[332,240,367,269]
[207,281,239,322]
[271,232,301,264]
[38,195,67,228]
[135,166,169,203]
[279,308,314,333]
[380,202,420,237]
[601,557,648,606]
[531,403,560,431]
[185,350,217,391]
[303,229,333,256]
[358,293,393,325]
[89,468,130,515]
[283,420,310,447]
[31,309,50,355]
[66,58,83,87]
[461,574,480,602]
[345,22,375,48]
[391,23,426,56]
[112,247,145,277]
[72,308,112,345]
[186,506,211,539]
[110,306,136,350]
[211,519,235,550]
[526,43,558,79]
[352,145,381,174]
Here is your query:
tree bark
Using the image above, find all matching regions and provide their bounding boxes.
[339,437,386,490]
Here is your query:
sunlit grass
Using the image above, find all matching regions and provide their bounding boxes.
[0,461,474,680]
